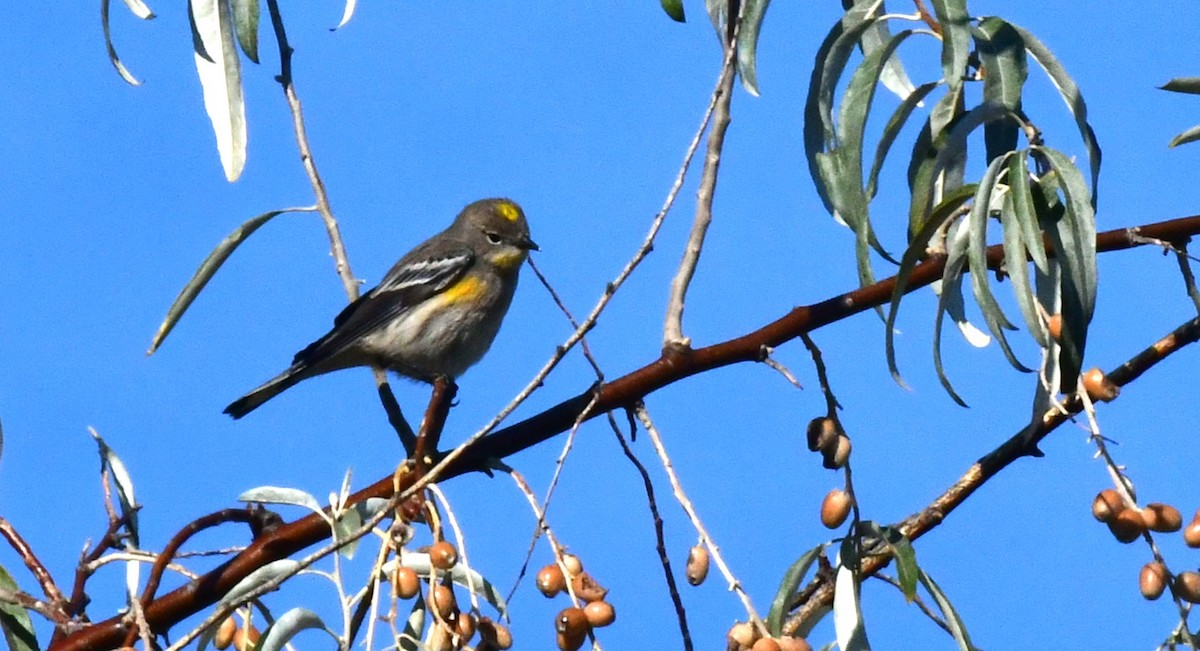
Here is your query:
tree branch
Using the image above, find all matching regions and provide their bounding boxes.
[49,213,1200,651]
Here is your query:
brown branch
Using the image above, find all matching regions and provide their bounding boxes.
[0,517,67,608]
[783,315,1200,635]
[49,213,1200,651]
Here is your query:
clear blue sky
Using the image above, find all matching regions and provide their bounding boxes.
[3,2,1200,649]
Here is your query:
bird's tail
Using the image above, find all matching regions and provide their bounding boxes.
[224,365,309,419]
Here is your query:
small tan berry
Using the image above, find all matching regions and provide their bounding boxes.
[430,584,458,620]
[821,489,853,529]
[1177,571,1200,603]
[571,571,609,603]
[1082,367,1120,402]
[556,607,590,639]
[477,617,513,650]
[1107,509,1146,544]
[584,600,616,628]
[752,638,783,651]
[429,541,459,570]
[393,565,421,600]
[727,622,759,648]
[777,637,814,651]
[537,563,566,597]
[556,630,586,651]
[214,616,237,650]
[561,553,584,576]
[427,623,455,651]
[1140,562,1168,601]
[232,624,260,651]
[827,435,852,469]
[1184,519,1200,548]
[1047,314,1063,342]
[1142,503,1183,533]
[456,612,476,643]
[806,417,838,453]
[1091,489,1125,523]
[686,545,711,586]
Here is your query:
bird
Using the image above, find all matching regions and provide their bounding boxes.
[224,198,537,419]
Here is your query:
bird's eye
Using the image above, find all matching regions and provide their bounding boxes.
[486,232,503,245]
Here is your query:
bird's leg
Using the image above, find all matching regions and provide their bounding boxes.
[413,376,458,475]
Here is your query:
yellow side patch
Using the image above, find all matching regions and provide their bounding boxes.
[496,201,521,223]
[441,275,486,303]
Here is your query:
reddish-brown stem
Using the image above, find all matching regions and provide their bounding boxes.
[0,517,67,608]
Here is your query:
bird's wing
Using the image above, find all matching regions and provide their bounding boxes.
[292,247,474,366]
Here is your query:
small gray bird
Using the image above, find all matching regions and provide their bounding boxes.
[225,198,537,419]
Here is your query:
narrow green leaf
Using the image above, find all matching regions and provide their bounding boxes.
[965,153,1031,372]
[89,428,140,548]
[231,0,259,63]
[332,507,362,560]
[1033,146,1097,388]
[238,486,324,514]
[1161,77,1200,95]
[909,99,1007,238]
[398,596,426,651]
[147,208,311,355]
[886,184,977,389]
[999,179,1048,348]
[870,529,915,602]
[933,222,973,406]
[332,0,358,30]
[929,0,970,85]
[843,0,919,101]
[102,0,144,86]
[805,4,885,216]
[736,0,772,96]
[835,28,918,261]
[190,0,247,181]
[704,0,727,42]
[1007,154,1049,272]
[0,565,38,651]
[767,545,826,635]
[832,544,870,651]
[1169,124,1200,148]
[660,0,686,22]
[917,568,978,651]
[259,608,335,651]
[1031,262,1063,413]
[220,560,301,607]
[1010,23,1102,207]
[974,18,1027,163]
[867,81,940,199]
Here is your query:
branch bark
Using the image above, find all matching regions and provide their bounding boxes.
[49,214,1200,651]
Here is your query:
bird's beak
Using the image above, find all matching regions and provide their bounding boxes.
[520,237,539,252]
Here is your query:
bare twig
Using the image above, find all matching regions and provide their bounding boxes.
[0,586,71,627]
[872,573,952,636]
[606,412,693,651]
[53,216,1200,651]
[663,1,744,351]
[783,316,1200,635]
[633,403,766,635]
[0,517,67,607]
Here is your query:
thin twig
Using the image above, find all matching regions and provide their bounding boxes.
[872,573,952,636]
[0,586,71,627]
[633,403,766,635]
[759,347,805,389]
[663,0,744,350]
[426,484,479,614]
[783,316,1200,636]
[605,412,693,651]
[0,517,67,607]
[503,469,574,606]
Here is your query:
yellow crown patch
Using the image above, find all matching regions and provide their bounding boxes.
[496,201,521,223]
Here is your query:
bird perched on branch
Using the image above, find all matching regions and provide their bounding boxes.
[225,198,537,419]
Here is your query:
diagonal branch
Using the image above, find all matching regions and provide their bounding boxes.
[49,213,1200,651]
[783,315,1200,635]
